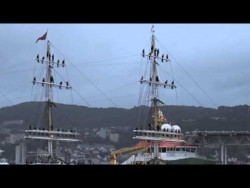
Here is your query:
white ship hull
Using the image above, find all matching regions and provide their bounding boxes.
[122,141,199,164]
[122,151,197,164]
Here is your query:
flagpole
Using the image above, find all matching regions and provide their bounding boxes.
[46,28,49,43]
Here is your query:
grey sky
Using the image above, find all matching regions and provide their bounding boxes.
[0,24,250,109]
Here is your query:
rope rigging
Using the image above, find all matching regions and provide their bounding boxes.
[155,37,217,108]
[158,65,203,106]
[49,41,118,108]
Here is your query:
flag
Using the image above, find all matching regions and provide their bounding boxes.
[36,32,47,43]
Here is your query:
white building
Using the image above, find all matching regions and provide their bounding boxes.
[96,128,110,139]
[110,133,119,143]
[3,120,23,126]
[15,142,26,164]
[0,149,3,156]
[8,134,24,144]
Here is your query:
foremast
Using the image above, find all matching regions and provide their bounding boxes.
[46,41,54,156]
[25,36,80,162]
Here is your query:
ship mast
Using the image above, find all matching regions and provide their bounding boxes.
[25,34,80,163]
[151,28,160,158]
[46,41,54,156]
[145,25,174,130]
[133,26,183,162]
[151,28,159,130]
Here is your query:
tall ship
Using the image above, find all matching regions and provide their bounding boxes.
[111,26,204,165]
[24,32,80,164]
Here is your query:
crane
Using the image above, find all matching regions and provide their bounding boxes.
[110,146,147,164]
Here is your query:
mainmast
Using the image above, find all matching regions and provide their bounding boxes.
[142,26,175,129]
[134,26,182,161]
[25,33,80,163]
[151,29,159,130]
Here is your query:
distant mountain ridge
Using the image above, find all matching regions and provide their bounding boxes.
[0,102,250,132]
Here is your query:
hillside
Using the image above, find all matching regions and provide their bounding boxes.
[0,102,250,132]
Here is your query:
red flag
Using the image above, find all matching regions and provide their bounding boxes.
[36,32,47,43]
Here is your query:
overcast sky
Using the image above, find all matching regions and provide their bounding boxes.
[0,24,250,109]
